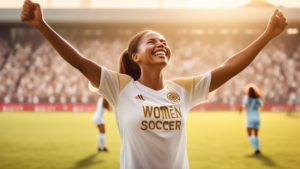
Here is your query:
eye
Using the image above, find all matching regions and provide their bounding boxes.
[147,41,154,44]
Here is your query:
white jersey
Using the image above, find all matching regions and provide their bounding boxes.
[93,97,105,125]
[288,93,297,104]
[89,67,215,169]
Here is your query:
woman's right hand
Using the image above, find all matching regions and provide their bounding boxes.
[21,0,44,29]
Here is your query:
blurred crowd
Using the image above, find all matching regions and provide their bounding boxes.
[166,35,300,104]
[0,30,299,104]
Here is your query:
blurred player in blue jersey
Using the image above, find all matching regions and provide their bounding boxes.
[93,96,111,151]
[240,84,264,154]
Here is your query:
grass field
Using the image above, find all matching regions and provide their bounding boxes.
[0,111,300,169]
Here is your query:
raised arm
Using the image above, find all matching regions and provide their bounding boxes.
[209,9,288,92]
[21,0,101,88]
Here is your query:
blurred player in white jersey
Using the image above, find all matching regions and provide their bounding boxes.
[93,96,110,151]
[21,1,288,167]
[240,84,264,154]
[287,91,298,115]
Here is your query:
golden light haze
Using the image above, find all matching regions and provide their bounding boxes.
[1,0,300,8]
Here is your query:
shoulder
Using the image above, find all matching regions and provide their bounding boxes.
[108,70,133,93]
[171,77,194,87]
[170,73,210,97]
[257,98,263,103]
[242,95,248,103]
[170,77,193,97]
[171,73,208,87]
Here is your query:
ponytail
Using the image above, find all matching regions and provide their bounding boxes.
[248,87,258,98]
[119,50,141,80]
[118,30,152,80]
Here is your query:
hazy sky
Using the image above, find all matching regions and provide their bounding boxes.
[1,0,300,8]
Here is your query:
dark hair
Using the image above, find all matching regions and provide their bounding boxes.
[119,30,153,80]
[103,98,110,110]
[248,87,259,98]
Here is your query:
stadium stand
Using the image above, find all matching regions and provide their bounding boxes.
[0,8,299,110]
[0,28,299,104]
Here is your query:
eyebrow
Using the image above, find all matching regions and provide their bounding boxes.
[147,38,167,42]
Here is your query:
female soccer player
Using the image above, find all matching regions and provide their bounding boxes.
[240,84,264,154]
[93,96,110,152]
[21,0,288,168]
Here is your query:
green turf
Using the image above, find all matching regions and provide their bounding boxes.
[0,111,299,169]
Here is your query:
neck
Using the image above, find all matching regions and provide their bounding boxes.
[138,66,164,91]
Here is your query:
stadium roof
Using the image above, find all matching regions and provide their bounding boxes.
[1,8,300,23]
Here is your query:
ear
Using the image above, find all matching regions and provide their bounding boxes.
[132,53,140,63]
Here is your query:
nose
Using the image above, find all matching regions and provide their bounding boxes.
[156,42,164,48]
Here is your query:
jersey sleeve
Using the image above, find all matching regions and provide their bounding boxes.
[242,95,248,104]
[171,71,216,109]
[88,66,133,107]
[190,72,215,108]
[258,98,263,106]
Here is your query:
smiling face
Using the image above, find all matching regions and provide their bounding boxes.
[132,31,171,69]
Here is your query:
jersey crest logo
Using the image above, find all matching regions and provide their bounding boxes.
[166,92,180,104]
[135,95,146,101]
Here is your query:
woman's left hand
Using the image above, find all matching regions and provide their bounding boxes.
[265,9,289,38]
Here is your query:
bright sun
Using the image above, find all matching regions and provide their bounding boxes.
[1,0,300,8]
[185,0,250,8]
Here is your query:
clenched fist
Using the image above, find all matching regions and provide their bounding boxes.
[21,0,44,29]
[265,9,289,38]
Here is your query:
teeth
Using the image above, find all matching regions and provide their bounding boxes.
[154,51,166,56]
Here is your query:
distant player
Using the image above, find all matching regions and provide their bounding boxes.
[21,1,288,168]
[93,96,110,152]
[287,91,298,115]
[240,84,264,154]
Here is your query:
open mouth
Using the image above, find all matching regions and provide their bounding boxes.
[153,51,166,57]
